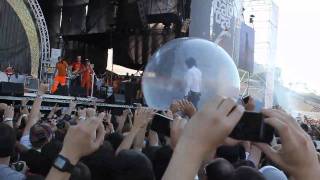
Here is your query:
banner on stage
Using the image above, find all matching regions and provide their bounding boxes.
[189,0,243,63]
[50,48,62,66]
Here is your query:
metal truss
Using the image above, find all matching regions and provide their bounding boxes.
[27,0,51,81]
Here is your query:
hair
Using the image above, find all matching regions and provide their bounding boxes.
[81,141,116,180]
[105,133,123,150]
[26,174,45,180]
[41,140,63,162]
[232,166,266,180]
[153,146,173,180]
[30,124,53,149]
[0,123,16,157]
[216,145,246,164]
[113,150,155,180]
[70,162,92,180]
[185,57,197,68]
[206,158,235,180]
[233,160,256,169]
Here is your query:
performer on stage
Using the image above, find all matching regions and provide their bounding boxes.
[51,57,68,94]
[5,65,14,81]
[81,59,94,97]
[184,57,202,108]
[70,56,83,96]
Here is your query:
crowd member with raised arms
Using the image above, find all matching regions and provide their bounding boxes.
[1,81,320,180]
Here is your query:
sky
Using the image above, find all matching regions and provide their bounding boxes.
[275,0,320,93]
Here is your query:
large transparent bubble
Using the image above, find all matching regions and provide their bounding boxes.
[142,38,240,110]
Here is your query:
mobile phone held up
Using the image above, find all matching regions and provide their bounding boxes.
[229,112,275,143]
[151,113,171,137]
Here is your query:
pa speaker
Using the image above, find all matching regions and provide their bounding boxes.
[0,82,24,96]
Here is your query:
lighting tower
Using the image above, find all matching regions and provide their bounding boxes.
[243,0,279,108]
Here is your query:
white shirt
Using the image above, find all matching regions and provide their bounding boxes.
[20,134,32,150]
[185,66,202,95]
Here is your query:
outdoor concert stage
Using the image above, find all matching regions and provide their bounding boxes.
[0,93,132,111]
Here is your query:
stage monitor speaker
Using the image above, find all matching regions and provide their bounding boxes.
[0,82,24,96]
[25,77,39,92]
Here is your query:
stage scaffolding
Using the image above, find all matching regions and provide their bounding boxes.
[241,0,279,108]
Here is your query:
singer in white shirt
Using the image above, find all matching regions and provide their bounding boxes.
[184,57,202,108]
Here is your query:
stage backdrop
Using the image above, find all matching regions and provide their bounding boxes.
[0,0,40,76]
[189,0,243,64]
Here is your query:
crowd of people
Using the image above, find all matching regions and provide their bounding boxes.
[0,84,320,180]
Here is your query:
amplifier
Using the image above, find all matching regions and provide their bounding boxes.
[24,77,39,92]
[0,82,24,96]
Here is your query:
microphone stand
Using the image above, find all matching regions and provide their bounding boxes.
[90,64,97,98]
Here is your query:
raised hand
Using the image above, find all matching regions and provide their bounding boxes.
[169,100,180,114]
[86,108,96,119]
[0,103,7,111]
[163,96,244,180]
[69,101,77,111]
[21,98,29,107]
[4,105,14,119]
[104,110,112,123]
[244,96,255,111]
[133,108,155,130]
[38,83,48,96]
[181,96,244,151]
[170,115,187,149]
[60,116,106,164]
[77,108,87,122]
[178,99,196,118]
[254,109,320,180]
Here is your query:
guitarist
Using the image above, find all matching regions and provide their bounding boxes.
[70,56,83,96]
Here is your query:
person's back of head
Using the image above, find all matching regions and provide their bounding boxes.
[0,123,16,158]
[206,158,234,180]
[70,162,91,180]
[41,140,62,162]
[20,149,51,176]
[26,174,45,180]
[233,166,266,180]
[30,123,53,149]
[114,150,155,180]
[105,132,123,150]
[185,57,197,68]
[233,160,256,169]
[81,141,116,180]
[216,145,245,164]
[152,146,173,180]
[259,166,288,180]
